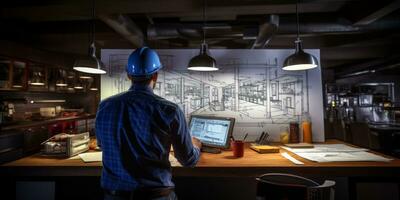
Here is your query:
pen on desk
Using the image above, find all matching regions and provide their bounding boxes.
[265,133,270,144]
[243,133,248,141]
[261,131,269,144]
[258,132,265,144]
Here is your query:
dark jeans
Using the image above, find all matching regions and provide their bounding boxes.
[104,190,177,200]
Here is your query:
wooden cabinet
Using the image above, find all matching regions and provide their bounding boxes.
[88,75,99,91]
[0,57,28,91]
[11,61,28,90]
[0,57,11,89]
[66,71,77,92]
[28,63,48,91]
[0,55,99,94]
[48,68,68,92]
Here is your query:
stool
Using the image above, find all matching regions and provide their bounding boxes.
[256,173,335,200]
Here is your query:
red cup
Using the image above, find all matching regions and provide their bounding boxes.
[231,140,244,158]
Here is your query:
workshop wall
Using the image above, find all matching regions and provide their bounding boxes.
[100,49,324,142]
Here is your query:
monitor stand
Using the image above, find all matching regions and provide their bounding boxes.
[201,146,222,154]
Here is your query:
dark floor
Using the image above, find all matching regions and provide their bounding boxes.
[2,176,399,200]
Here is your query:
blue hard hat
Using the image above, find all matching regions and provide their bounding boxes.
[126,47,162,76]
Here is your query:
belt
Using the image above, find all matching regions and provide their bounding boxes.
[104,187,174,199]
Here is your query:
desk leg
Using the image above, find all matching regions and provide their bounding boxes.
[348,177,357,200]
[348,177,400,200]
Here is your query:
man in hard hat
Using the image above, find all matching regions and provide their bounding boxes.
[95,47,202,200]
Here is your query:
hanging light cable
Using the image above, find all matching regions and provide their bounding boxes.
[73,0,106,74]
[187,0,218,71]
[282,0,318,71]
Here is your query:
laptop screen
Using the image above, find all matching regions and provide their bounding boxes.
[189,115,235,148]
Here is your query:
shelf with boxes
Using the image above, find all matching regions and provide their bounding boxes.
[0,114,95,164]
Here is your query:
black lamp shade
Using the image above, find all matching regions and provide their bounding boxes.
[188,53,218,71]
[188,44,218,71]
[283,41,318,71]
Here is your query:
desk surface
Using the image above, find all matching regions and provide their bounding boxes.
[2,140,400,177]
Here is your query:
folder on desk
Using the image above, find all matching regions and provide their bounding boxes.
[250,145,280,153]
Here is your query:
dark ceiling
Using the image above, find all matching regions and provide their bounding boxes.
[1,0,400,72]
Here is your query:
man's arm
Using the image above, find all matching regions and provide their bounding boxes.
[170,106,201,167]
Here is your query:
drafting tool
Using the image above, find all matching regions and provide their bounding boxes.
[281,152,304,165]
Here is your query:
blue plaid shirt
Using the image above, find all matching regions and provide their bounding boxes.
[95,83,200,191]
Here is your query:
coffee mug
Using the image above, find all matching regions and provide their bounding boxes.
[231,140,244,158]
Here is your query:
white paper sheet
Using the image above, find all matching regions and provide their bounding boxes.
[79,152,102,162]
[295,151,392,163]
[281,144,368,153]
[281,144,392,163]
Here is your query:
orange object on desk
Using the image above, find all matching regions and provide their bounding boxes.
[302,121,312,143]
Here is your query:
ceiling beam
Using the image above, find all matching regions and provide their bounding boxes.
[99,14,144,48]
[313,33,400,48]
[353,1,400,26]
[321,46,397,61]
[334,55,400,79]
[149,2,345,19]
[0,0,197,22]
[0,40,79,67]
[0,1,345,22]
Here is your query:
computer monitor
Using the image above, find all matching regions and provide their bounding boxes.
[189,115,235,149]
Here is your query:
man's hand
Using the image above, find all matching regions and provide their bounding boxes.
[191,137,202,149]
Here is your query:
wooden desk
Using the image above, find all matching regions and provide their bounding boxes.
[1,140,400,178]
[2,140,399,200]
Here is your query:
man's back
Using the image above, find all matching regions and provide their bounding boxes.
[95,84,200,191]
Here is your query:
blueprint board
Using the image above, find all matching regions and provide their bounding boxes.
[100,49,324,142]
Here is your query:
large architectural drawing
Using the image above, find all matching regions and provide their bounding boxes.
[101,49,324,142]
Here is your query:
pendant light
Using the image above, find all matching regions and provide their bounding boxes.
[282,0,318,71]
[187,0,218,71]
[73,0,106,74]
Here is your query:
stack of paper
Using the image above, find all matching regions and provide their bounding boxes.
[79,152,102,162]
[282,144,367,153]
[282,144,392,163]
